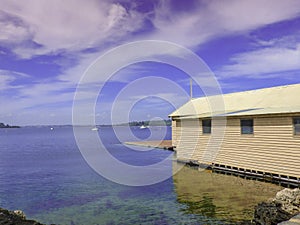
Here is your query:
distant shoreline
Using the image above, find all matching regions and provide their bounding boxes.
[0,122,20,128]
[20,124,171,128]
[10,120,172,128]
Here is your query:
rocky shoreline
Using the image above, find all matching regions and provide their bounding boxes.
[253,188,300,225]
[0,208,49,225]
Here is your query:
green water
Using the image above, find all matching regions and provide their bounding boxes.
[30,164,282,225]
[173,166,283,223]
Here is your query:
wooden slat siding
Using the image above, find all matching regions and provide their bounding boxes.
[171,120,177,147]
[174,116,300,178]
[201,118,226,163]
[176,119,226,164]
[175,119,203,161]
[214,116,300,178]
[173,120,182,148]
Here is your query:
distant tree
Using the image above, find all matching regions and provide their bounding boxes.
[0,122,20,128]
[127,119,171,126]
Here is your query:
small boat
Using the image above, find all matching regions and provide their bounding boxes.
[91,127,99,131]
[140,125,149,129]
[50,127,54,130]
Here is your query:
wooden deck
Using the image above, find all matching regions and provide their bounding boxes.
[124,140,174,151]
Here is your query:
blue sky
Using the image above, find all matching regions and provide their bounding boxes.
[0,0,300,125]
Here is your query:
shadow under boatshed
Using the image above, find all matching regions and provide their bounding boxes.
[169,83,300,185]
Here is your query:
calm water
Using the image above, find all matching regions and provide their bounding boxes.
[0,127,282,225]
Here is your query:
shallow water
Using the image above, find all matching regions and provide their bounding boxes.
[0,126,282,224]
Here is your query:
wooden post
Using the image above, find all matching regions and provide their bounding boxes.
[190,78,193,99]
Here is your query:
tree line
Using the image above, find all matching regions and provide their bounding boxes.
[0,122,20,128]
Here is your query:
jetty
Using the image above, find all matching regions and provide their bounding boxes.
[124,140,174,151]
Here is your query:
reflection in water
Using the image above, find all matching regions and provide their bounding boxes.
[173,165,283,223]
[180,194,216,218]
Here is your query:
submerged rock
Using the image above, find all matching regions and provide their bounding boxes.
[0,208,47,225]
[254,188,300,225]
[254,201,291,225]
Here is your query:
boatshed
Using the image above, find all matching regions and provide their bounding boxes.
[170,84,300,184]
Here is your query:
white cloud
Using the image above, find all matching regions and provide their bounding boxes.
[218,43,300,78]
[149,0,300,47]
[0,74,14,90]
[1,0,300,58]
[109,92,189,124]
[0,83,76,125]
[208,0,300,31]
[0,69,29,90]
[253,33,300,49]
[0,0,145,58]
[0,13,31,44]
[0,68,78,125]
[58,40,201,86]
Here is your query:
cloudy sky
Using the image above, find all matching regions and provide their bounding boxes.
[1,0,300,125]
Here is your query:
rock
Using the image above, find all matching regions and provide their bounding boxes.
[254,202,291,225]
[13,210,26,219]
[278,213,300,225]
[275,188,300,215]
[0,207,47,225]
[253,188,300,225]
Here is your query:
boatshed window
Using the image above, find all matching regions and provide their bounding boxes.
[293,118,300,135]
[241,119,253,134]
[202,119,211,134]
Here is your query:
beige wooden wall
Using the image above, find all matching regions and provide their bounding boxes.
[171,120,177,147]
[173,116,300,178]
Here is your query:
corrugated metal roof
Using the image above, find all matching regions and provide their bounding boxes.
[169,83,300,118]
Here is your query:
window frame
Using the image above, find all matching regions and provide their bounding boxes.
[293,117,300,135]
[240,119,254,135]
[202,119,211,134]
[176,120,181,127]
